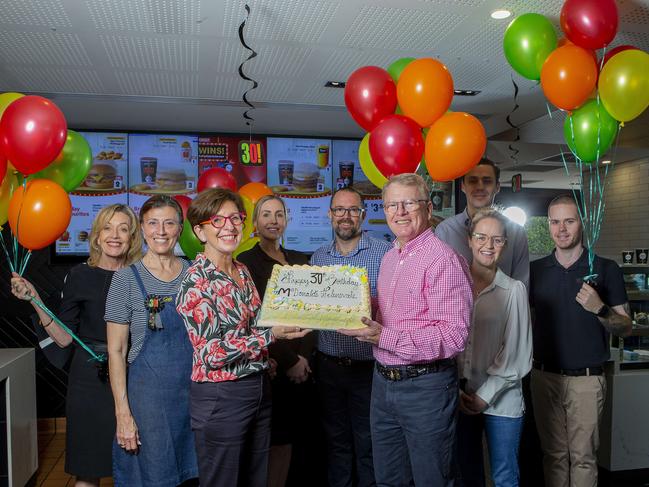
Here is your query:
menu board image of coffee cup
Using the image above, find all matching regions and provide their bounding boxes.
[128,134,198,216]
[198,136,267,185]
[56,132,130,255]
[332,140,392,243]
[267,138,334,253]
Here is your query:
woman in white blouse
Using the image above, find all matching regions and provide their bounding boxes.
[457,209,532,487]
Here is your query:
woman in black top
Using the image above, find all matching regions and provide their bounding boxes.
[10,204,142,487]
[237,194,320,487]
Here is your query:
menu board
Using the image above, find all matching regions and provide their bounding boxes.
[198,136,267,185]
[266,138,333,252]
[331,140,392,243]
[127,134,198,217]
[56,132,129,255]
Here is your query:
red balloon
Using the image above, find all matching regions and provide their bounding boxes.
[345,66,397,132]
[561,0,618,50]
[197,167,237,193]
[173,194,192,218]
[602,44,639,67]
[0,95,67,175]
[369,115,424,178]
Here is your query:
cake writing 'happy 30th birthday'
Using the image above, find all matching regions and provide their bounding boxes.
[257,264,370,330]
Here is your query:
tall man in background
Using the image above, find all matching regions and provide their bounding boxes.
[343,174,473,486]
[530,195,631,487]
[310,187,391,487]
[435,159,529,287]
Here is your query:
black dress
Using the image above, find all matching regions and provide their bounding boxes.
[58,263,116,478]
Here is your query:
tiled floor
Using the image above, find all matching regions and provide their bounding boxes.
[27,418,113,487]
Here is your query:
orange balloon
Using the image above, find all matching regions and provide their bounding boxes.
[239,182,273,204]
[8,179,72,250]
[424,112,486,182]
[397,58,454,128]
[557,38,598,66]
[541,45,598,111]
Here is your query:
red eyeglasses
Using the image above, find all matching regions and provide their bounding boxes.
[199,213,247,228]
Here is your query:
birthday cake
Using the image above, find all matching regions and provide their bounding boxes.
[257,264,370,330]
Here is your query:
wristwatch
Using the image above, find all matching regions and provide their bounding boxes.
[596,303,610,317]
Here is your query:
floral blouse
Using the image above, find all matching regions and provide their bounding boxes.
[176,253,273,382]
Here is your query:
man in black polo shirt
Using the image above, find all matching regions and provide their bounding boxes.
[530,195,631,487]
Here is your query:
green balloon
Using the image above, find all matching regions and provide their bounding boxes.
[178,219,204,260]
[29,130,92,192]
[503,13,557,80]
[564,100,618,163]
[387,57,415,83]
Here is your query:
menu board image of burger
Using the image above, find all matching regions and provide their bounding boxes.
[56,133,130,255]
[267,138,334,253]
[128,134,198,217]
[332,139,392,243]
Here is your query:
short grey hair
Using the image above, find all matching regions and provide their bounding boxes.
[381,173,430,202]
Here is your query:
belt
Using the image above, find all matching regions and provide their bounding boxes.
[533,360,603,377]
[376,359,456,381]
[316,350,374,368]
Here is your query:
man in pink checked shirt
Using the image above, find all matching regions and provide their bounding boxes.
[341,173,473,487]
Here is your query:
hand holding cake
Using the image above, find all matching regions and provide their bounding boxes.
[338,316,382,345]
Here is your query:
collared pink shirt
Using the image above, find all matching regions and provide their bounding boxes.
[375,229,473,365]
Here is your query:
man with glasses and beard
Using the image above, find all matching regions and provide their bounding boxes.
[310,187,391,487]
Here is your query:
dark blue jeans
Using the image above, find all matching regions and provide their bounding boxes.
[315,353,376,487]
[457,412,524,487]
[371,365,458,487]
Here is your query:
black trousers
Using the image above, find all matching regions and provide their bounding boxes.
[190,373,271,487]
[315,352,376,487]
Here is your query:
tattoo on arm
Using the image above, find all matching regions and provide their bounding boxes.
[600,302,632,337]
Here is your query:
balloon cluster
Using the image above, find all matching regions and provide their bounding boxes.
[0,92,91,253]
[176,167,273,260]
[503,0,649,162]
[345,58,486,184]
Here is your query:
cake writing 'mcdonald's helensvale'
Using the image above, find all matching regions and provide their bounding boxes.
[257,264,370,330]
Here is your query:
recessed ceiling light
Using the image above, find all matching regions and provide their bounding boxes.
[453,89,481,96]
[325,81,346,88]
[601,159,611,164]
[491,9,512,20]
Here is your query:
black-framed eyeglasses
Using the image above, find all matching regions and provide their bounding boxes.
[471,232,507,247]
[383,199,429,214]
[330,207,365,217]
[200,213,246,228]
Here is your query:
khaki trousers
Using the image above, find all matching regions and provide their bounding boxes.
[530,369,606,487]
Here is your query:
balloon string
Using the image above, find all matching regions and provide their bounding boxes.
[0,233,16,274]
[13,176,27,272]
[29,296,105,363]
[19,250,32,276]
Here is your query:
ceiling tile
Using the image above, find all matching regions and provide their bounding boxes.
[620,1,649,25]
[11,66,105,93]
[247,44,312,78]
[86,0,201,35]
[0,31,91,66]
[614,31,649,51]
[212,75,248,101]
[211,75,295,103]
[298,84,345,106]
[502,0,565,18]
[0,0,71,28]
[417,0,485,5]
[101,35,199,71]
[340,5,467,51]
[115,71,199,96]
[316,50,402,82]
[223,0,341,43]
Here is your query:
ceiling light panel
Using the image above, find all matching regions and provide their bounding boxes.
[0,0,71,28]
[86,0,201,35]
[341,6,466,51]
[100,35,199,71]
[223,0,340,43]
[11,67,105,93]
[115,71,199,97]
[0,31,91,66]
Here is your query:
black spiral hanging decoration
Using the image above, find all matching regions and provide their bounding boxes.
[238,4,259,126]
[505,75,521,163]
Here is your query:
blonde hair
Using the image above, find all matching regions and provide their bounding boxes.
[382,173,430,202]
[468,208,509,239]
[87,204,142,267]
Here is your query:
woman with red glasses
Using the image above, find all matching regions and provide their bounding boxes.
[176,188,308,487]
